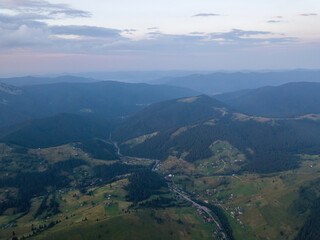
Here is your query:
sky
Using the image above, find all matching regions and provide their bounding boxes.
[0,0,319,76]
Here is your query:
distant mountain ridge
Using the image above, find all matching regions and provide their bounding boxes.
[216,82,320,118]
[0,75,97,86]
[159,70,320,94]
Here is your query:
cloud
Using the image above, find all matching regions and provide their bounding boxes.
[267,20,282,23]
[190,32,205,35]
[123,29,136,35]
[299,13,318,17]
[0,2,299,57]
[147,27,159,30]
[210,29,271,40]
[48,9,90,18]
[50,25,123,38]
[193,13,221,17]
[0,0,91,18]
[110,29,297,56]
[209,29,296,46]
[0,13,49,31]
[0,24,51,48]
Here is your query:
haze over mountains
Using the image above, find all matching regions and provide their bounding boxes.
[2,70,320,92]
[0,76,97,87]
[157,70,320,94]
[216,82,320,118]
[0,80,197,127]
[1,71,320,240]
[1,0,320,237]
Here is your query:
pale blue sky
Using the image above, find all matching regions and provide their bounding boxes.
[0,0,319,75]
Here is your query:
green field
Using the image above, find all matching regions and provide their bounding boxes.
[0,143,219,240]
[1,141,320,240]
[169,154,320,240]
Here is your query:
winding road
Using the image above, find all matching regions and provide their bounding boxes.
[113,141,228,239]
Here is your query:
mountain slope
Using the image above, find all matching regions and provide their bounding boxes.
[0,113,111,148]
[114,95,320,173]
[113,95,229,141]
[0,80,198,127]
[162,70,320,94]
[216,82,320,118]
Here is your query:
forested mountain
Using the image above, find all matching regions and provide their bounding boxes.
[0,80,197,127]
[113,95,229,141]
[0,113,111,148]
[216,82,320,118]
[114,95,320,173]
[160,70,320,94]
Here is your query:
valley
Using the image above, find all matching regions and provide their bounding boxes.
[1,80,320,239]
[1,0,319,238]
[1,136,319,240]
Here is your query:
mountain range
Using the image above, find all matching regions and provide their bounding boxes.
[158,70,320,94]
[1,75,320,240]
[216,82,320,118]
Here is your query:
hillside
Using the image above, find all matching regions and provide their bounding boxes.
[113,95,229,141]
[114,95,320,173]
[0,80,197,127]
[161,70,320,94]
[216,82,320,118]
[1,95,320,240]
[0,113,111,148]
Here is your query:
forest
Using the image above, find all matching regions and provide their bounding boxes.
[76,138,119,160]
[0,158,87,215]
[125,169,166,202]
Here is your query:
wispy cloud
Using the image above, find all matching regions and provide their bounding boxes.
[192,13,220,17]
[147,27,159,30]
[50,25,123,38]
[299,13,318,17]
[267,16,283,24]
[267,20,282,23]
[211,29,270,39]
[190,32,205,35]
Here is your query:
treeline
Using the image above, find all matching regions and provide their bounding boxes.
[93,163,144,183]
[201,202,235,240]
[76,138,119,160]
[52,158,88,173]
[296,198,320,240]
[294,178,320,239]
[138,196,180,209]
[293,179,320,240]
[34,194,60,218]
[125,169,165,202]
